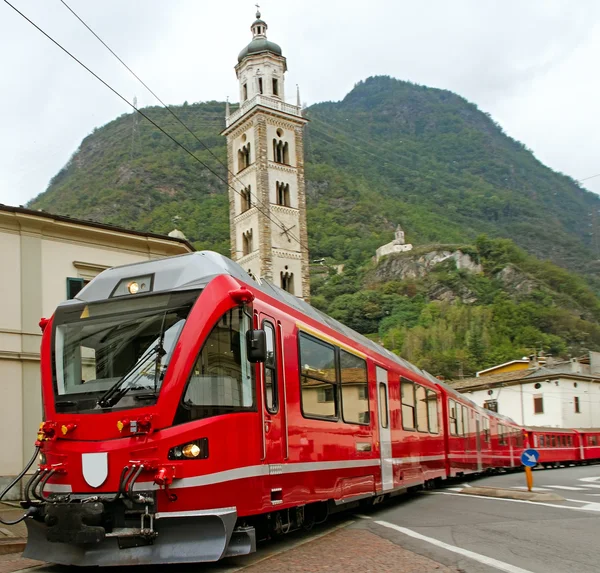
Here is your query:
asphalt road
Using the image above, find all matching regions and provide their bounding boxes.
[16,464,600,573]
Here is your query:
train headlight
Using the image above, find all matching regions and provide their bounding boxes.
[111,274,154,297]
[128,282,140,294]
[168,438,208,460]
[182,444,201,458]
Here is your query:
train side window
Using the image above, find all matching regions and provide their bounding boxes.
[427,390,439,434]
[449,400,458,436]
[462,405,469,436]
[340,350,369,425]
[178,308,255,422]
[263,321,278,414]
[590,435,598,446]
[539,435,545,447]
[499,425,506,446]
[551,435,556,447]
[456,404,463,437]
[299,333,338,420]
[483,418,490,443]
[379,383,388,429]
[416,385,428,432]
[401,378,416,431]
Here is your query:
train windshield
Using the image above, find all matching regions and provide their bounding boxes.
[52,290,200,414]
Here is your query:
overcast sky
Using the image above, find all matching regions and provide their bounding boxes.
[1,0,600,207]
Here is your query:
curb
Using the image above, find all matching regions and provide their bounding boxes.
[0,540,27,556]
[459,486,565,502]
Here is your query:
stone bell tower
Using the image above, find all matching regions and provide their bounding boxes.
[222,9,310,299]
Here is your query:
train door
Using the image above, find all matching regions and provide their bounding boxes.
[260,315,284,465]
[376,366,393,491]
[475,415,482,471]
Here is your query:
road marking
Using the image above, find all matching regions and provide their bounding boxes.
[579,484,600,489]
[372,520,535,573]
[544,485,587,491]
[429,491,600,512]
[579,476,600,483]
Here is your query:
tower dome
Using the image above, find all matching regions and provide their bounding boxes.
[237,10,283,62]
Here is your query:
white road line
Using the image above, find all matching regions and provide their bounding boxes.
[429,490,600,512]
[544,485,587,491]
[579,484,600,489]
[373,520,535,573]
[511,486,552,492]
[579,476,600,483]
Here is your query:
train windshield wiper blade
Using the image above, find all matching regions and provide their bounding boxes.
[96,344,166,409]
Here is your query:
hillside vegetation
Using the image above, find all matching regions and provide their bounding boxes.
[28,75,600,376]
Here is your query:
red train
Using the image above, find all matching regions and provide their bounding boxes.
[9,252,599,566]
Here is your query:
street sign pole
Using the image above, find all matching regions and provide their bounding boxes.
[520,448,539,492]
[525,466,533,492]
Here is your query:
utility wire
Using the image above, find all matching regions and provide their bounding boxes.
[3,0,308,255]
[58,0,306,251]
[580,173,600,183]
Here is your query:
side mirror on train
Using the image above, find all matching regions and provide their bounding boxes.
[246,329,267,363]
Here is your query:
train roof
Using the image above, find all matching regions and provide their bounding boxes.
[70,251,443,385]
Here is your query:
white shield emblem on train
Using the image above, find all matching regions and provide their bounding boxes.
[82,452,108,488]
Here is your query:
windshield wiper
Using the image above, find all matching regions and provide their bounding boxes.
[96,344,166,409]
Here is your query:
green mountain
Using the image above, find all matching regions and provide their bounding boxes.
[31,76,600,277]
[28,75,600,376]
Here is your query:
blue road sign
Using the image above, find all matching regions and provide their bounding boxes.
[521,448,539,467]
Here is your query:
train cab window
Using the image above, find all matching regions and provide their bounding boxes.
[178,308,255,421]
[416,385,428,433]
[401,379,416,430]
[379,383,388,429]
[539,435,545,447]
[340,350,369,425]
[263,321,278,414]
[299,333,337,420]
[427,390,439,434]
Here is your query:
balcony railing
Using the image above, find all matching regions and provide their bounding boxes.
[226,94,302,127]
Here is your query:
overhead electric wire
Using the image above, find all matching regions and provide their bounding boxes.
[58,0,306,251]
[3,0,309,255]
[579,173,600,183]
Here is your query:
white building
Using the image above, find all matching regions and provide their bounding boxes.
[0,205,193,497]
[375,224,413,261]
[222,9,310,299]
[451,352,600,428]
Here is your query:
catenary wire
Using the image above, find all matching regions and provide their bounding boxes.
[2,0,309,255]
[57,0,303,248]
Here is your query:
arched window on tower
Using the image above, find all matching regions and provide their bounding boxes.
[241,185,252,212]
[238,143,251,172]
[258,77,264,95]
[276,181,290,207]
[281,267,294,294]
[242,229,253,256]
[273,129,290,165]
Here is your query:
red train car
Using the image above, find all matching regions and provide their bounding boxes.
[579,429,600,462]
[525,428,579,467]
[4,251,591,567]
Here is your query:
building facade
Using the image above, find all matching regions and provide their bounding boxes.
[222,10,310,299]
[451,353,600,428]
[0,206,193,497]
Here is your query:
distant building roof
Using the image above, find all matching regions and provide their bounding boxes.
[476,359,529,377]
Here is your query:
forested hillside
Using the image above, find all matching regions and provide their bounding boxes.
[28,75,600,376]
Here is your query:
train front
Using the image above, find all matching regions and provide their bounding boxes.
[23,252,263,566]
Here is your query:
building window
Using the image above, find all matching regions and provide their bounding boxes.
[281,268,294,294]
[272,78,279,96]
[339,350,369,425]
[258,77,263,94]
[238,143,251,172]
[241,185,252,212]
[242,229,253,256]
[276,181,290,207]
[533,395,544,414]
[299,333,337,420]
[66,277,85,299]
[575,396,581,413]
[243,83,248,101]
[401,378,416,431]
[484,399,498,413]
[273,138,290,164]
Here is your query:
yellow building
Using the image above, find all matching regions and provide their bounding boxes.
[476,357,546,377]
